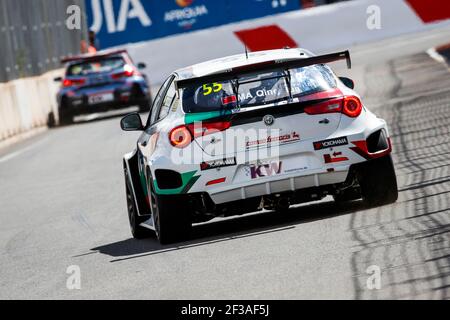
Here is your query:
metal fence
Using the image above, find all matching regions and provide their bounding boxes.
[0,0,88,83]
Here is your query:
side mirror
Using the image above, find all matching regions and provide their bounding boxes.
[54,76,62,82]
[339,77,355,89]
[121,113,144,131]
[137,62,146,70]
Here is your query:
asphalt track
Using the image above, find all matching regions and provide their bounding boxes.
[0,26,450,299]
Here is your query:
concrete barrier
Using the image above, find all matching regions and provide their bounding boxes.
[0,69,63,142]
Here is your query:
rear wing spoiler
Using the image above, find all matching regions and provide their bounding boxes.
[176,50,351,90]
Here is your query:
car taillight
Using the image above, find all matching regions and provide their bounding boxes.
[342,96,362,118]
[304,96,362,118]
[169,121,231,148]
[169,126,192,148]
[112,64,135,79]
[63,78,85,87]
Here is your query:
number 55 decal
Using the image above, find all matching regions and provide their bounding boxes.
[203,83,222,96]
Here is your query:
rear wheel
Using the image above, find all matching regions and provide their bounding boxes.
[149,182,192,244]
[47,111,56,128]
[59,109,73,126]
[359,155,398,207]
[58,97,74,126]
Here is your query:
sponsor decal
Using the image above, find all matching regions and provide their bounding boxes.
[246,131,300,149]
[313,136,348,150]
[284,166,308,174]
[245,161,283,179]
[164,1,208,26]
[200,157,236,171]
[221,95,237,106]
[324,152,348,164]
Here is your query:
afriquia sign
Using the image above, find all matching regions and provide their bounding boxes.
[86,0,301,48]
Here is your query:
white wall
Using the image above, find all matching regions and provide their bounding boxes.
[0,69,63,141]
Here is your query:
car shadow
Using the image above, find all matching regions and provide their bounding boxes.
[89,199,370,262]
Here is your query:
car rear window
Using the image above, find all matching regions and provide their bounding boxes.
[67,56,126,76]
[182,64,337,113]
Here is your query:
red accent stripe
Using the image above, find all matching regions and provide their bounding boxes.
[405,0,450,23]
[206,177,226,186]
[234,25,298,52]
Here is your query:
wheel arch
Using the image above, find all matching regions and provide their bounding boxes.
[123,150,151,217]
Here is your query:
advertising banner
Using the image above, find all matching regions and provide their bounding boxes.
[86,0,301,48]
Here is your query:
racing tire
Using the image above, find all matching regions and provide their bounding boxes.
[149,182,192,245]
[359,155,398,207]
[58,97,74,126]
[125,169,152,239]
[59,109,73,126]
[47,111,56,128]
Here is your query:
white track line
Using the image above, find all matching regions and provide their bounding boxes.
[0,137,50,164]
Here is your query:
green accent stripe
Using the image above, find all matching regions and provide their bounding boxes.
[185,110,233,124]
[153,170,199,195]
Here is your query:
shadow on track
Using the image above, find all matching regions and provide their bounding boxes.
[349,54,450,300]
[90,200,369,262]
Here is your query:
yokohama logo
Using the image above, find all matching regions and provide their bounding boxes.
[313,137,348,150]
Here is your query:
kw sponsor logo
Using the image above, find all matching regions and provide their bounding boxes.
[313,136,348,150]
[247,161,282,179]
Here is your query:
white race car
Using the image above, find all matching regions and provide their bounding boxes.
[121,48,398,244]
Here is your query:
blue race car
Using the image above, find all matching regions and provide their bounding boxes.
[54,49,152,125]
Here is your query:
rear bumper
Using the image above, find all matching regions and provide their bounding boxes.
[209,167,349,204]
[59,82,150,114]
[64,96,148,114]
[150,109,391,205]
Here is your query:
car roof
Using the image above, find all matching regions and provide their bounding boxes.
[174,48,314,80]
